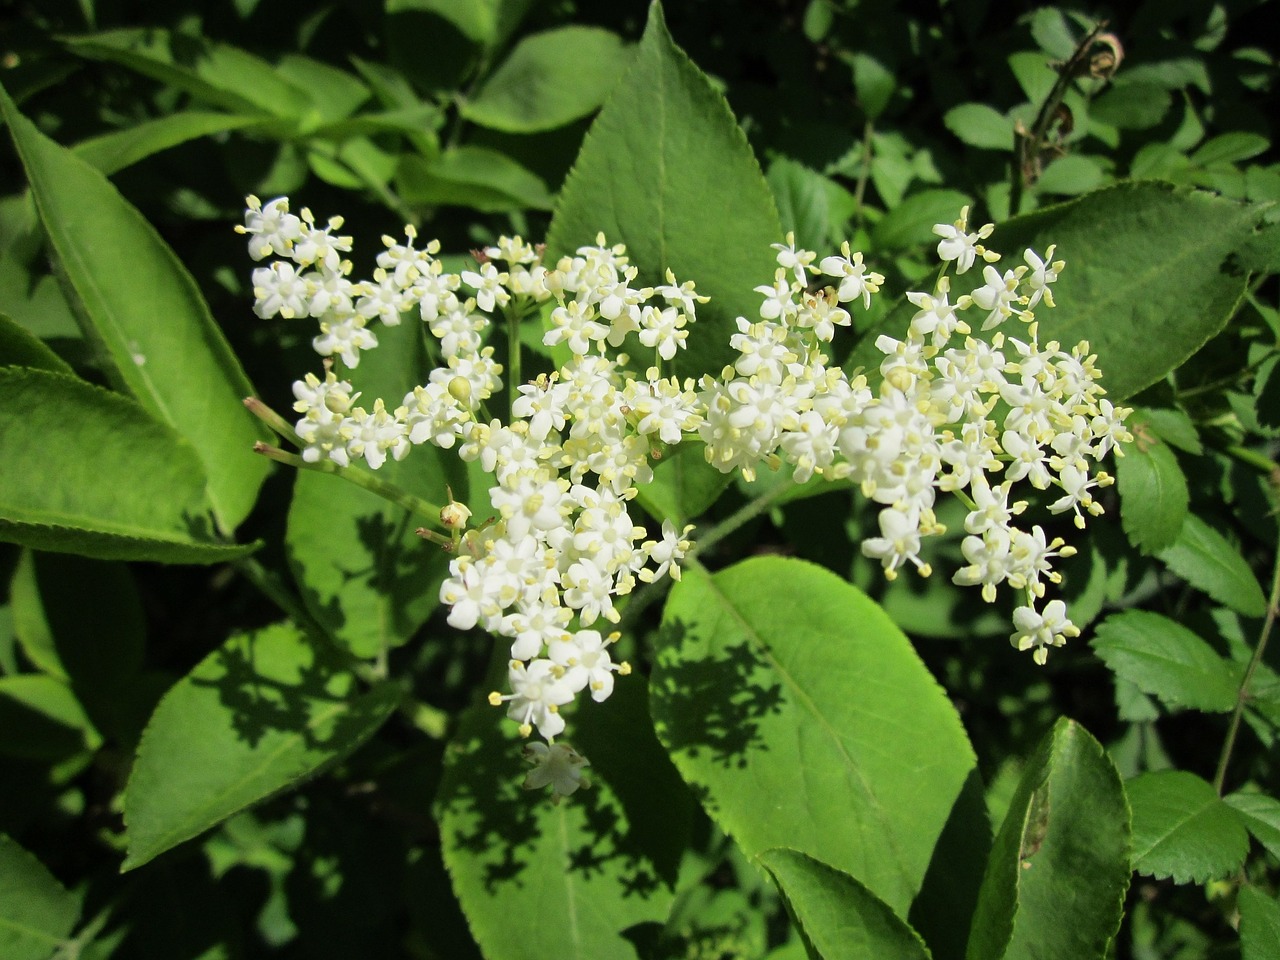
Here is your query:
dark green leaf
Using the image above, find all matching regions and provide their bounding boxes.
[0,368,253,564]
[1157,513,1267,617]
[0,312,73,374]
[0,834,81,960]
[1091,610,1240,713]
[397,147,553,211]
[758,849,931,960]
[462,27,629,133]
[123,623,402,869]
[1127,769,1249,883]
[547,2,782,378]
[62,29,310,118]
[437,674,690,960]
[1240,886,1280,960]
[987,182,1261,400]
[1035,155,1106,196]
[0,85,272,531]
[1225,792,1280,861]
[1192,133,1270,167]
[873,190,972,251]
[72,111,264,176]
[633,444,733,526]
[965,718,1129,960]
[849,53,896,120]
[0,674,101,760]
[651,556,983,918]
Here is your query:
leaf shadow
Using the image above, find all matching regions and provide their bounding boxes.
[649,616,785,770]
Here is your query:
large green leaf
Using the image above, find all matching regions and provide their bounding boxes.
[1116,412,1189,554]
[547,1,782,378]
[1091,610,1240,713]
[0,368,253,564]
[122,623,402,870]
[650,556,984,921]
[1127,769,1249,883]
[286,319,454,659]
[461,27,630,133]
[1157,513,1268,617]
[436,673,691,960]
[758,849,932,960]
[965,718,1129,960]
[0,86,272,531]
[0,834,81,960]
[986,182,1260,401]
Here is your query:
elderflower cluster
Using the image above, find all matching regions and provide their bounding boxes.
[241,195,1131,759]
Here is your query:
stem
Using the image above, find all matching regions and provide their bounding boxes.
[1010,20,1108,216]
[506,301,522,419]
[688,477,801,561]
[244,396,301,445]
[1214,541,1280,795]
[852,119,874,231]
[253,443,447,534]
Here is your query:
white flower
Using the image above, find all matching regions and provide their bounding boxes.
[548,630,629,702]
[490,659,576,739]
[313,315,378,367]
[861,508,931,580]
[772,232,817,286]
[932,206,994,274]
[1010,599,1079,665]
[1021,246,1063,309]
[239,195,301,261]
[819,242,885,309]
[522,741,590,802]
[462,262,511,313]
[252,262,310,320]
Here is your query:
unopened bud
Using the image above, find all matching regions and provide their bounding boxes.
[448,377,472,403]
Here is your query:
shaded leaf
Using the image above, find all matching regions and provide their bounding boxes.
[1091,610,1240,713]
[123,623,402,869]
[73,111,264,176]
[0,312,73,374]
[651,556,983,918]
[398,146,553,211]
[943,104,1012,151]
[0,674,102,761]
[1127,769,1249,883]
[547,2,782,378]
[965,718,1129,960]
[758,849,931,960]
[437,673,690,960]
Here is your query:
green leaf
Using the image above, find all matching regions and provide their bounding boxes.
[547,2,782,378]
[1225,791,1280,861]
[1142,407,1202,454]
[1157,513,1267,617]
[397,146,553,211]
[985,182,1260,401]
[286,318,453,659]
[633,444,733,525]
[387,0,531,48]
[1091,610,1240,713]
[651,556,983,918]
[965,718,1129,960]
[0,368,254,564]
[1117,418,1192,553]
[11,549,144,684]
[849,53,896,120]
[758,849,932,960]
[436,674,690,960]
[73,110,263,176]
[123,623,402,870]
[62,29,311,118]
[943,104,1013,151]
[0,85,272,531]
[1240,886,1280,960]
[0,834,81,960]
[1127,769,1249,883]
[1192,132,1270,167]
[0,312,73,374]
[1090,82,1173,130]
[0,674,102,760]
[873,189,973,251]
[462,27,629,133]
[1035,155,1106,196]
